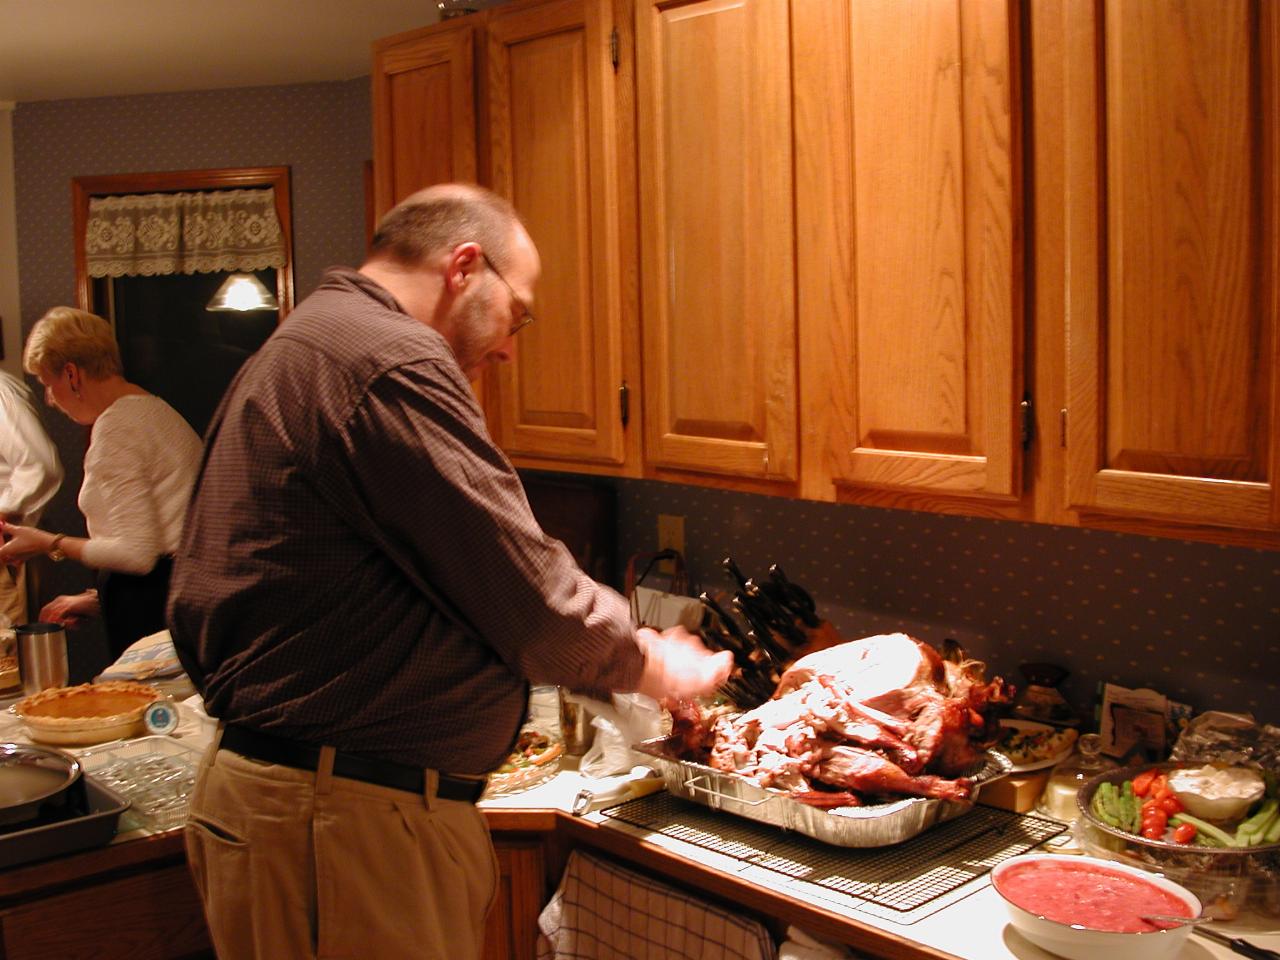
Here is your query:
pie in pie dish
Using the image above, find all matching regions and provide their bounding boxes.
[14,680,161,745]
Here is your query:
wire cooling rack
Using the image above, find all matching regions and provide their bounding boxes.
[600,791,1066,914]
[78,736,202,833]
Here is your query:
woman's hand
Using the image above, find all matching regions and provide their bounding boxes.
[0,521,57,565]
[39,590,101,628]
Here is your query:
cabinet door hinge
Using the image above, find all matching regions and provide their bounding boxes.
[1060,408,1068,448]
[619,379,630,427]
[610,28,620,71]
[1019,395,1033,449]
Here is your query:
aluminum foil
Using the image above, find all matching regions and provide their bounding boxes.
[632,738,1011,847]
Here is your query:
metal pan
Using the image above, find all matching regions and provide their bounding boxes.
[633,738,1011,847]
[0,742,83,826]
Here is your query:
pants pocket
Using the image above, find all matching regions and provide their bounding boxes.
[187,813,247,846]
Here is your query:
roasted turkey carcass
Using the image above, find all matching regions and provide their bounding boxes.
[667,633,1010,807]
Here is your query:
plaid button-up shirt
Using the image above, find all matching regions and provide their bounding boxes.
[169,267,643,773]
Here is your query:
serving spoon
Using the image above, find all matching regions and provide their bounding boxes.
[1140,913,1212,926]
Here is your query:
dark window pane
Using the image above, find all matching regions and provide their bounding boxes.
[100,270,277,435]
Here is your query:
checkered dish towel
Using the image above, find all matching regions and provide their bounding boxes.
[537,850,776,960]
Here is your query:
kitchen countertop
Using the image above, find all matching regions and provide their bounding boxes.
[481,760,1280,960]
[3,693,1277,960]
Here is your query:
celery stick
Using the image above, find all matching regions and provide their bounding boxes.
[1121,781,1140,832]
[1265,810,1280,844]
[1237,798,1277,837]
[1170,813,1237,847]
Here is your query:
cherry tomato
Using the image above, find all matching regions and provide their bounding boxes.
[1159,795,1183,816]
[1142,823,1167,840]
[1172,822,1197,844]
[1142,808,1168,831]
[1132,769,1157,797]
[1150,775,1173,802]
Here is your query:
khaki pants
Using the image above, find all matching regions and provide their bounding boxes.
[185,732,499,960]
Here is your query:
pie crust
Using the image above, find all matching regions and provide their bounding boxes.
[15,680,160,745]
[0,654,18,692]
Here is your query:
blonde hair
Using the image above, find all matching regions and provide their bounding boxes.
[23,307,123,379]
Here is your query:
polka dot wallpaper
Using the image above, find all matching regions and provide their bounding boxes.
[605,477,1280,727]
[11,78,371,678]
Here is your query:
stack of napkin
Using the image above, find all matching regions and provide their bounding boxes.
[96,629,194,699]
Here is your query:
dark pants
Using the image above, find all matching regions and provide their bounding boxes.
[97,557,173,659]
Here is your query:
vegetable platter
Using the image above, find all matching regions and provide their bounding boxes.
[1075,761,1280,921]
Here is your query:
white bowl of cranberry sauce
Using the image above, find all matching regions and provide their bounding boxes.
[990,854,1201,960]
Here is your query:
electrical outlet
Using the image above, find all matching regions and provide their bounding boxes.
[656,514,685,574]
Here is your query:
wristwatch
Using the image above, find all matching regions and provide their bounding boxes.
[48,534,67,562]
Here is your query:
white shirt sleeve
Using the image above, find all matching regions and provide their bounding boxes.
[0,374,63,524]
[79,396,201,575]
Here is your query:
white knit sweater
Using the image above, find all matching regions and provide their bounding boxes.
[79,394,203,574]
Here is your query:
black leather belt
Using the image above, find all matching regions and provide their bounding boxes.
[219,724,487,803]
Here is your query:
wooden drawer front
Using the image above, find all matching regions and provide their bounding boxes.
[0,864,211,960]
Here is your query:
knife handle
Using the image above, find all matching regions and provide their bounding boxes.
[1226,937,1280,960]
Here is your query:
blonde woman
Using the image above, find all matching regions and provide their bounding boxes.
[0,307,202,658]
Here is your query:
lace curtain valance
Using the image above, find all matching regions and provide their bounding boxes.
[85,188,286,278]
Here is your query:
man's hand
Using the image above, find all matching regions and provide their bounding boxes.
[634,625,732,702]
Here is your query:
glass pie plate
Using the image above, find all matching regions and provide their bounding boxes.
[483,727,564,798]
[12,681,162,746]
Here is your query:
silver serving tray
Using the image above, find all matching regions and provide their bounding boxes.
[632,738,1012,847]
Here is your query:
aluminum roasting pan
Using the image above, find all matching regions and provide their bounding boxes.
[632,738,1012,847]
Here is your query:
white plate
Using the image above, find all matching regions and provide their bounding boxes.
[995,719,1078,773]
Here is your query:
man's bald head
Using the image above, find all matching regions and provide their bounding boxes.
[368,183,527,275]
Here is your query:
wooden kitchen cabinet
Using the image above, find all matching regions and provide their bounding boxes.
[795,0,1023,504]
[482,838,548,960]
[0,835,212,960]
[1050,0,1280,535]
[372,17,481,218]
[635,0,800,483]
[483,0,638,468]
[372,0,1280,545]
[372,0,641,471]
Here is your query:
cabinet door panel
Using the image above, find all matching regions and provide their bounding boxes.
[801,0,1021,499]
[486,0,627,464]
[1064,0,1280,528]
[637,0,798,480]
[373,23,478,218]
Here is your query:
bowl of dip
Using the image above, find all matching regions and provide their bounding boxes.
[990,853,1201,960]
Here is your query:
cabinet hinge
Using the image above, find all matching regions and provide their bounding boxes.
[1060,408,1068,448]
[610,28,620,71]
[1019,396,1033,450]
[619,379,630,427]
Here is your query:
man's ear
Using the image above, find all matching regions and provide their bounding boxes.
[443,242,484,295]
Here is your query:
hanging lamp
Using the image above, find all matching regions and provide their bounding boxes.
[206,273,279,312]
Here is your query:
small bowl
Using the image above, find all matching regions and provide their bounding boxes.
[991,853,1201,960]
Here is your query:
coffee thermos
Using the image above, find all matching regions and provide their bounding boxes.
[15,622,69,696]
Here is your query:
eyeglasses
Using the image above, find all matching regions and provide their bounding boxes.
[480,251,535,336]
